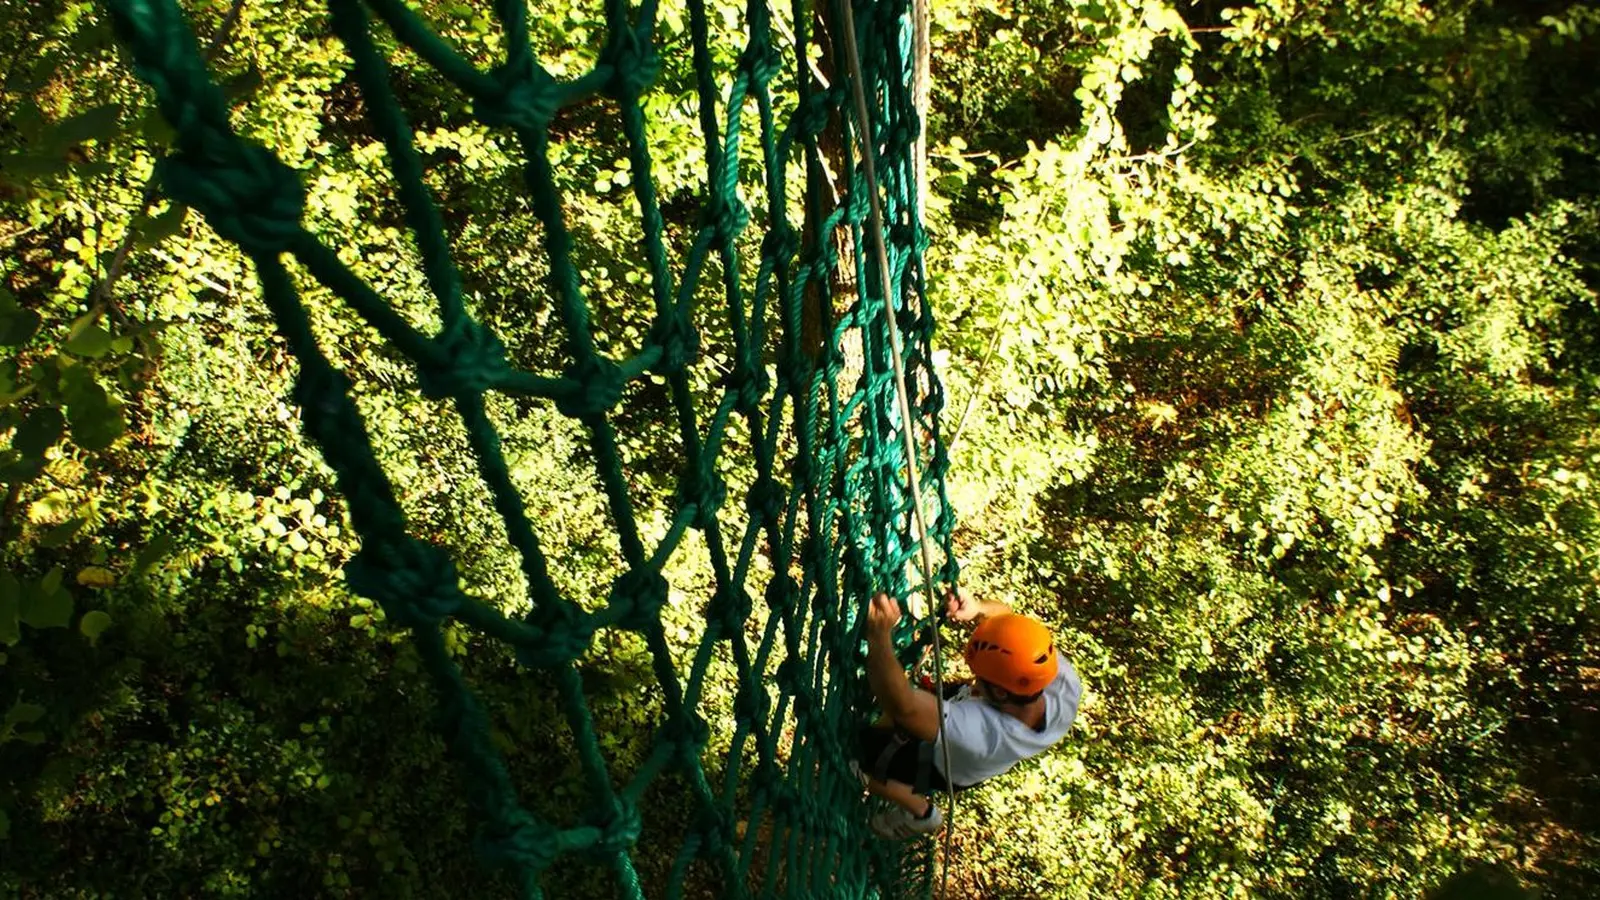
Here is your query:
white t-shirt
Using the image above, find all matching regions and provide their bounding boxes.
[932,653,1081,786]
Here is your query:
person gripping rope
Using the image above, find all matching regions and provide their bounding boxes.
[857,588,1082,838]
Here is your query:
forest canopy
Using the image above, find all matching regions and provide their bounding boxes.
[1,0,1597,897]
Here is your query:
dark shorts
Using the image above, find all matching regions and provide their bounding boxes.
[856,724,980,793]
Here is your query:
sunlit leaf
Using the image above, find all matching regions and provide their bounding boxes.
[64,322,113,359]
[79,610,113,645]
[76,567,116,589]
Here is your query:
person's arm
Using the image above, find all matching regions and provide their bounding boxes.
[943,586,1010,626]
[865,593,940,741]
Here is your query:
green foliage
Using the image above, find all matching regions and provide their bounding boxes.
[922,0,1599,896]
[2,0,1598,896]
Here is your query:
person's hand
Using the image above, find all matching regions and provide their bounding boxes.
[867,593,901,637]
[943,586,979,623]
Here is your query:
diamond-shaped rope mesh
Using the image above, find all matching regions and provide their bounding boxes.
[105,0,956,895]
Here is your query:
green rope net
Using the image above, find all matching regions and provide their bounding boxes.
[105,0,956,895]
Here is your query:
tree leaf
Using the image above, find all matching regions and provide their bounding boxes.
[4,702,45,726]
[76,567,116,589]
[136,204,189,247]
[0,309,40,347]
[0,573,19,646]
[49,104,122,148]
[6,49,61,94]
[38,516,87,549]
[58,361,96,400]
[79,610,113,645]
[134,534,178,573]
[0,457,44,486]
[65,380,125,452]
[22,570,71,630]
[141,109,176,148]
[12,407,64,457]
[69,403,125,452]
[0,153,70,188]
[222,66,265,103]
[64,323,114,359]
[69,19,116,53]
[22,591,71,629]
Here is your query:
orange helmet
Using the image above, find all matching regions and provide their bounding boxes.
[964,614,1058,697]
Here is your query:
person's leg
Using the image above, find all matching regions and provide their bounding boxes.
[855,724,942,821]
[865,771,945,839]
[865,774,931,817]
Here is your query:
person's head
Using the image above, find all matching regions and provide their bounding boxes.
[964,613,1057,707]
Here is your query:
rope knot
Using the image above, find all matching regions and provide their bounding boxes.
[478,810,559,875]
[344,538,462,629]
[761,226,799,268]
[477,58,558,131]
[732,678,761,726]
[606,567,668,632]
[709,192,750,246]
[790,453,811,489]
[697,808,735,854]
[840,545,871,595]
[764,574,798,615]
[709,583,753,639]
[677,462,726,530]
[889,219,918,251]
[661,712,709,767]
[773,349,807,400]
[886,120,915,156]
[727,357,767,416]
[744,473,784,524]
[514,603,596,669]
[766,781,799,817]
[802,535,830,579]
[418,319,509,399]
[602,25,659,98]
[160,140,304,256]
[775,657,805,700]
[791,684,811,720]
[739,39,781,87]
[792,93,830,141]
[555,356,625,419]
[294,365,358,445]
[647,310,698,376]
[590,800,643,857]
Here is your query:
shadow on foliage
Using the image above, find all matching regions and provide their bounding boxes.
[1,557,719,898]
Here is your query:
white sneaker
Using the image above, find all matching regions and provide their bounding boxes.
[869,801,943,839]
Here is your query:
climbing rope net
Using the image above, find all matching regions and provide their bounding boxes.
[107,0,956,895]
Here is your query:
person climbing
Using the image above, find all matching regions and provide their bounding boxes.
[857,586,1083,839]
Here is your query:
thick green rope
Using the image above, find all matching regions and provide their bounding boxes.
[105,0,956,896]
